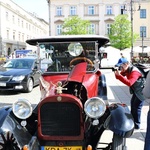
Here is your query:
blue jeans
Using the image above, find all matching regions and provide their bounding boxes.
[131,94,144,129]
[144,110,150,150]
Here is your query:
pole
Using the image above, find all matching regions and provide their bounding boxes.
[47,0,51,36]
[131,0,133,60]
[142,31,144,57]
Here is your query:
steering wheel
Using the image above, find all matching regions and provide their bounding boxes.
[70,57,94,70]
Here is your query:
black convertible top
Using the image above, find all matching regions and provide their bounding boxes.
[26,35,109,47]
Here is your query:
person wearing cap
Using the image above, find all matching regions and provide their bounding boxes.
[114,58,145,129]
[115,53,125,67]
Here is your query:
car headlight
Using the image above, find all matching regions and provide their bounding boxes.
[84,97,106,119]
[12,75,25,81]
[12,99,32,119]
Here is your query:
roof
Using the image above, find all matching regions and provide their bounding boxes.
[26,35,110,47]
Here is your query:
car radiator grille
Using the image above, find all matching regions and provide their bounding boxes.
[0,76,11,82]
[40,102,81,136]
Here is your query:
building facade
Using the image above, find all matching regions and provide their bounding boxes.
[47,0,150,47]
[0,0,49,56]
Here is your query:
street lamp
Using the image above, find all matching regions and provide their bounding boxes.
[124,0,141,61]
[47,0,51,36]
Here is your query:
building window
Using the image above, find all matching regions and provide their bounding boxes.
[140,26,146,37]
[22,21,24,28]
[12,15,15,23]
[70,6,76,15]
[13,31,15,40]
[56,25,62,35]
[22,34,24,42]
[6,12,9,20]
[26,23,28,29]
[106,24,111,35]
[120,5,126,14]
[6,30,9,39]
[88,24,95,34]
[140,9,146,18]
[18,33,21,41]
[106,5,112,15]
[88,6,94,15]
[18,18,20,26]
[56,7,62,16]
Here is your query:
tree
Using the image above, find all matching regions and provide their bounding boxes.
[62,16,91,35]
[108,14,139,50]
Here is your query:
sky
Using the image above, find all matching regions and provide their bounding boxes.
[12,0,49,22]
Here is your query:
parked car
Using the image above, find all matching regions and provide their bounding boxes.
[0,57,41,92]
[0,35,134,150]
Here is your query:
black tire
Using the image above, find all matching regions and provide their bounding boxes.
[112,133,127,150]
[25,77,33,93]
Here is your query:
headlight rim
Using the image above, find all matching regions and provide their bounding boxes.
[12,99,33,119]
[84,97,106,119]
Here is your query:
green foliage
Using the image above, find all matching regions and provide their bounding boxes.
[108,14,139,50]
[62,16,91,35]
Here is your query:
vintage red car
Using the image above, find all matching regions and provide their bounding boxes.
[0,35,134,150]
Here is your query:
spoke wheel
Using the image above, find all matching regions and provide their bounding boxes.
[0,132,20,150]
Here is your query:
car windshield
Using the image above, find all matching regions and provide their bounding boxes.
[3,59,34,69]
[38,41,96,72]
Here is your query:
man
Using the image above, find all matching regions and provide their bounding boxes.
[143,71,150,150]
[114,58,145,129]
[115,53,125,67]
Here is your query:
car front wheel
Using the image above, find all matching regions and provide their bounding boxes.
[25,78,33,93]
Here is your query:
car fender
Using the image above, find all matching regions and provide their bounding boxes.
[0,106,11,127]
[0,108,39,149]
[98,74,107,100]
[108,103,134,138]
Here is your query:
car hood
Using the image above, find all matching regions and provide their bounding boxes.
[0,68,31,76]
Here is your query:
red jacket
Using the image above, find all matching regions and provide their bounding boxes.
[115,67,142,87]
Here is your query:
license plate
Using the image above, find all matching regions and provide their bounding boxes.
[41,146,82,150]
[0,82,6,86]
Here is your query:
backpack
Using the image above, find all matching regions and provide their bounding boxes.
[133,63,150,78]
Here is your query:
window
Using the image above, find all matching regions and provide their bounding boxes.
[120,5,126,14]
[88,6,94,15]
[6,30,9,39]
[140,9,146,18]
[70,6,76,15]
[106,24,111,35]
[22,34,24,42]
[12,15,15,23]
[18,33,21,41]
[22,21,24,28]
[56,25,62,35]
[6,12,9,20]
[106,5,112,15]
[18,18,20,26]
[88,24,95,34]
[56,7,62,16]
[13,31,15,40]
[140,26,146,37]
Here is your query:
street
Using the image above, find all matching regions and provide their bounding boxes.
[0,85,41,106]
